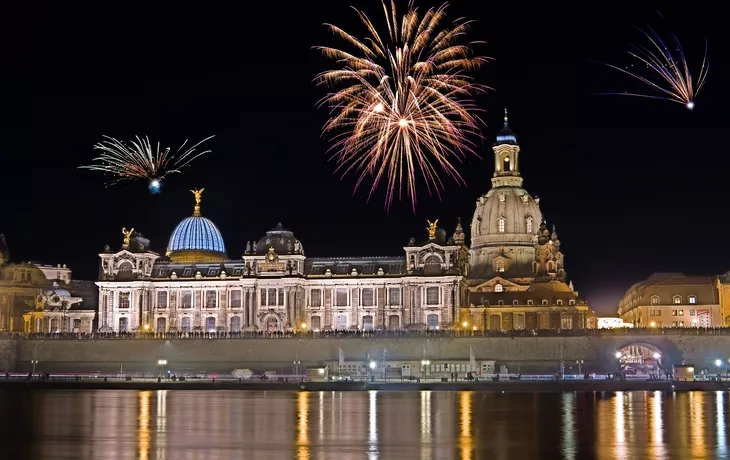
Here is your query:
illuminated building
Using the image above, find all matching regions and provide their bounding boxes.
[0,234,96,333]
[464,111,590,330]
[95,190,466,333]
[617,273,722,327]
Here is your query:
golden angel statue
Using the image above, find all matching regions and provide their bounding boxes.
[426,219,439,240]
[191,188,205,205]
[121,227,134,247]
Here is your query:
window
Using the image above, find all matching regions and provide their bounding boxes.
[156,317,166,332]
[672,310,677,316]
[207,267,220,277]
[335,289,348,307]
[494,283,503,293]
[267,288,277,306]
[526,217,533,234]
[426,287,440,305]
[498,217,506,233]
[556,299,563,306]
[73,318,82,331]
[680,321,685,327]
[230,290,242,308]
[181,317,191,332]
[650,310,655,316]
[673,295,682,304]
[689,295,697,304]
[569,300,576,306]
[651,295,660,305]
[230,316,242,332]
[561,314,573,330]
[157,291,168,309]
[181,291,193,308]
[118,317,129,332]
[541,299,548,306]
[495,259,505,273]
[311,289,322,307]
[426,314,439,329]
[119,292,130,309]
[205,291,217,308]
[497,300,504,306]
[232,267,243,276]
[182,268,194,277]
[278,289,285,306]
[679,310,684,316]
[311,316,322,330]
[336,265,349,274]
[388,287,401,305]
[513,300,519,306]
[690,309,695,316]
[362,288,374,307]
[205,317,216,331]
[527,300,534,306]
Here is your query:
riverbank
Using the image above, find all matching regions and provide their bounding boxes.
[0,379,726,392]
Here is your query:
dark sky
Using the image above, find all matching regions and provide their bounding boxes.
[2,3,726,315]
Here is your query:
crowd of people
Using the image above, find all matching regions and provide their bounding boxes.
[4,326,730,340]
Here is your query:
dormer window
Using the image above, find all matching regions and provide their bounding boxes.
[688,295,697,304]
[526,217,533,234]
[673,295,682,304]
[498,217,506,233]
[651,295,660,305]
[495,283,503,293]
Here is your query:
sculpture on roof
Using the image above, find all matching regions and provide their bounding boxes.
[121,227,134,248]
[426,219,439,240]
[190,188,205,216]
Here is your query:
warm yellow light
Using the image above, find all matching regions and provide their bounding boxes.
[650,321,656,327]
[143,324,150,330]
[301,322,308,329]
[462,321,468,328]
[472,326,477,331]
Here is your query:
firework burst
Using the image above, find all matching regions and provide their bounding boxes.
[315,0,489,211]
[602,26,708,110]
[80,135,215,193]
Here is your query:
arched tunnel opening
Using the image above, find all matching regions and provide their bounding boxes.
[616,343,664,378]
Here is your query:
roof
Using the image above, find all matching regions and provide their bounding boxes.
[305,256,405,277]
[168,215,227,257]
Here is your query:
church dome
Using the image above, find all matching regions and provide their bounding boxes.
[253,223,303,255]
[471,187,542,247]
[166,189,227,262]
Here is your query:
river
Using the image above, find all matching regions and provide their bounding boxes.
[0,390,727,459]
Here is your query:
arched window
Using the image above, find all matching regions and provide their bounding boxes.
[498,217,506,233]
[527,300,534,306]
[688,295,697,304]
[651,295,660,305]
[512,300,519,306]
[556,299,563,306]
[494,283,503,293]
[495,259,505,273]
[673,295,682,304]
[503,156,511,172]
[497,300,504,306]
[526,217,533,234]
[541,299,548,306]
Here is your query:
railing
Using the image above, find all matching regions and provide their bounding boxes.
[4,327,730,340]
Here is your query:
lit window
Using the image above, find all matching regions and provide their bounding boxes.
[688,295,697,304]
[526,218,533,234]
[426,287,440,305]
[556,299,563,306]
[495,259,505,273]
[498,217,506,233]
[673,295,682,304]
[118,292,130,309]
[651,295,659,305]
[495,283,503,293]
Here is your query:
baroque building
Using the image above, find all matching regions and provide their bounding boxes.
[0,234,96,333]
[96,191,466,333]
[464,111,589,330]
[618,273,722,328]
[95,111,590,333]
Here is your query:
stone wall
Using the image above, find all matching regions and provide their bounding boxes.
[3,335,730,375]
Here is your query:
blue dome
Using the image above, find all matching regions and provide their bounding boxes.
[167,216,226,257]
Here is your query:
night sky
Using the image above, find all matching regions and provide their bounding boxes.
[2,3,727,315]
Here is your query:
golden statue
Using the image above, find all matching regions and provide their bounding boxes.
[121,227,134,247]
[426,219,439,240]
[191,188,205,216]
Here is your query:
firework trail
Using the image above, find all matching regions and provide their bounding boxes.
[315,0,489,211]
[80,135,215,193]
[601,25,708,110]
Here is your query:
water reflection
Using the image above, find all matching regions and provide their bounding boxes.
[561,393,575,460]
[459,391,473,460]
[368,391,378,459]
[296,391,310,460]
[2,389,729,459]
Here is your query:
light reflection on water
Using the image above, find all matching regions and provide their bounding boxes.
[0,390,728,459]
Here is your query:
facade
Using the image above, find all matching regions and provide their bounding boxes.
[714,272,730,327]
[0,235,96,333]
[95,111,590,333]
[96,191,466,333]
[617,273,722,328]
[464,111,590,330]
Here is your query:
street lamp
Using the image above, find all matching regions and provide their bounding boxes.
[421,359,430,380]
[462,321,468,328]
[157,359,167,378]
[369,360,377,382]
[301,322,307,330]
[650,321,656,327]
[576,360,584,376]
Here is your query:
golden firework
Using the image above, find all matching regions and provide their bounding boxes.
[315,0,489,210]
